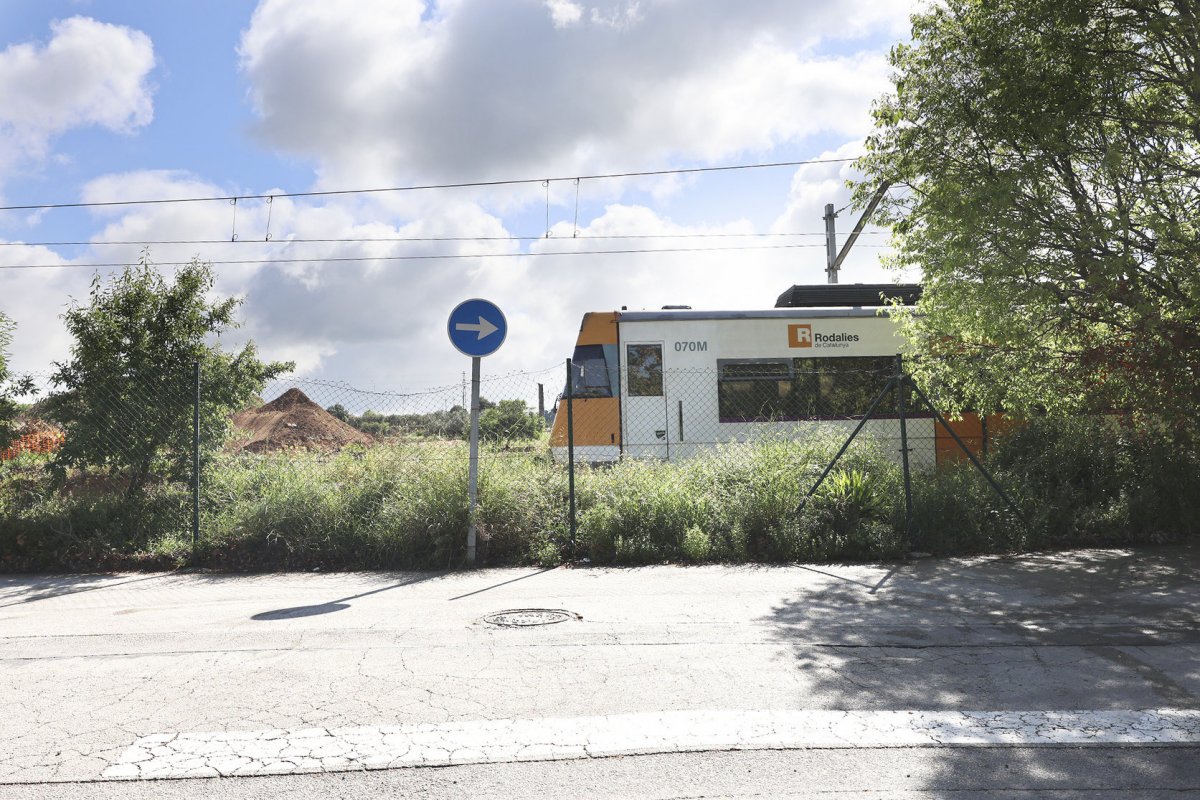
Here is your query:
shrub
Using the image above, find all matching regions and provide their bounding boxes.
[682,525,711,562]
[909,416,1200,555]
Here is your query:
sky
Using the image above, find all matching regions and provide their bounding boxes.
[0,0,921,395]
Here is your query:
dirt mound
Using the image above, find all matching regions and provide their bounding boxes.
[229,388,373,453]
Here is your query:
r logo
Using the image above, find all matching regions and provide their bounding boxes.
[788,324,812,348]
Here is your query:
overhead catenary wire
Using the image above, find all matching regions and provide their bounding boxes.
[0,157,858,213]
[0,231,887,248]
[0,242,890,271]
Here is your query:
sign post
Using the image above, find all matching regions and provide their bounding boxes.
[447,299,507,565]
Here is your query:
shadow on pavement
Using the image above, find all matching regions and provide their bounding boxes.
[0,572,175,608]
[762,541,1200,797]
[448,566,559,601]
[251,572,448,620]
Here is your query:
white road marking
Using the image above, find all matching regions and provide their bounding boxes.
[102,708,1200,780]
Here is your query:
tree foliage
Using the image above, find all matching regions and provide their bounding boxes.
[326,396,540,445]
[46,259,292,495]
[0,313,25,449]
[856,0,1200,430]
[479,399,543,447]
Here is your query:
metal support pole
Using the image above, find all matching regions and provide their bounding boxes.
[823,203,838,284]
[467,356,481,564]
[895,357,914,545]
[566,358,576,555]
[538,383,545,420]
[191,361,200,550]
[796,376,899,513]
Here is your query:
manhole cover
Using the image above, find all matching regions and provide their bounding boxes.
[482,608,579,627]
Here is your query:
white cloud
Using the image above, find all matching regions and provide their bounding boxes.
[239,0,914,188]
[545,0,583,28]
[0,244,76,375]
[5,138,911,389]
[0,16,155,177]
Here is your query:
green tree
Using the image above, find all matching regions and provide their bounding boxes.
[431,406,469,439]
[46,258,292,495]
[856,0,1200,431]
[478,399,542,447]
[0,313,33,449]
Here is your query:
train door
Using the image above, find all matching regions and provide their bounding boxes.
[622,341,669,459]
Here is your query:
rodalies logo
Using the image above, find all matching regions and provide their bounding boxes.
[788,324,859,349]
[788,324,812,348]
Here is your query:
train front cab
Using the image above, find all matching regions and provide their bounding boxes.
[550,312,622,463]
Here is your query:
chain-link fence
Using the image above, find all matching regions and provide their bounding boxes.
[556,357,1003,468]
[3,359,1015,568]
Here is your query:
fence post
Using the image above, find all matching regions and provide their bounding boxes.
[467,356,481,565]
[566,358,576,556]
[895,356,914,547]
[191,360,200,551]
[796,375,899,513]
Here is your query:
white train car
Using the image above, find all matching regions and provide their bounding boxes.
[549,284,956,466]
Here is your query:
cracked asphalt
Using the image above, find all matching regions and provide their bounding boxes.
[2,542,1200,797]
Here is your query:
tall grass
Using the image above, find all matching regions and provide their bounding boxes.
[1,420,1196,571]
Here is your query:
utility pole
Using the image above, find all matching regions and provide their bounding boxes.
[823,182,892,285]
[823,203,838,284]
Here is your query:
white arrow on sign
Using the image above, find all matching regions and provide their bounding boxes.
[455,316,499,340]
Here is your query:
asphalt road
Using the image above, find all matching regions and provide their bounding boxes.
[2,542,1199,797]
[3,747,1199,799]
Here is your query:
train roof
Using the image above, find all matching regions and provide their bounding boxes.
[617,308,889,322]
[774,283,923,308]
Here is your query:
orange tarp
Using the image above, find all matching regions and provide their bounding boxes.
[0,431,65,461]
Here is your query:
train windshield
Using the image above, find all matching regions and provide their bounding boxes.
[569,344,619,398]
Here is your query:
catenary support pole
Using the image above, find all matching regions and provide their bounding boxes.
[192,360,200,551]
[823,203,838,284]
[566,358,576,556]
[467,356,481,564]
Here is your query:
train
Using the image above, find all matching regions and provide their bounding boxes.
[548,284,994,466]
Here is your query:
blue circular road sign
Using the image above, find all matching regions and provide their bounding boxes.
[447,298,507,357]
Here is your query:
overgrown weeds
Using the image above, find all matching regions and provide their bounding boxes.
[1,419,1196,572]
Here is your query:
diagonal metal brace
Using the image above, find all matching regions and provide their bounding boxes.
[796,376,899,514]
[905,378,1029,528]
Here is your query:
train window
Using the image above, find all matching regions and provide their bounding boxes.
[718,357,898,421]
[792,357,897,417]
[627,344,664,396]
[570,344,617,398]
[717,359,794,421]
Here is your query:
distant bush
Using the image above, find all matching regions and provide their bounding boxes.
[479,399,543,447]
